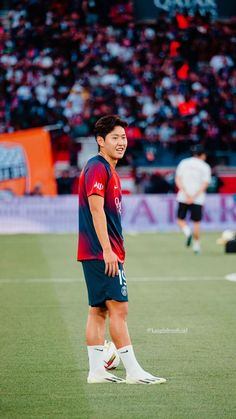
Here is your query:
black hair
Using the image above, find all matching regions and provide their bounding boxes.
[94,115,128,139]
[191,144,206,156]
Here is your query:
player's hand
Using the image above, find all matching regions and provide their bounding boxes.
[103,249,119,277]
[185,194,194,204]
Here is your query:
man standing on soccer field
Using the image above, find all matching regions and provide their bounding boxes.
[175,144,211,253]
[77,115,166,384]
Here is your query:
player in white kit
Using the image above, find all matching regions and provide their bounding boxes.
[175,145,211,253]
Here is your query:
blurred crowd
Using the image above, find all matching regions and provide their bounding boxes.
[0,0,235,169]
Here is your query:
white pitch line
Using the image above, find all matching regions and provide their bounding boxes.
[0,278,84,283]
[225,273,236,282]
[130,276,224,281]
[0,276,225,284]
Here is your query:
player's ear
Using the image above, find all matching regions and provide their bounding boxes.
[97,136,105,149]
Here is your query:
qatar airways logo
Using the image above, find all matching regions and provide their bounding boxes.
[93,181,104,190]
[153,0,217,16]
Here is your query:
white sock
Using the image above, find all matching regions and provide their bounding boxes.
[193,240,200,252]
[118,345,143,376]
[87,345,105,374]
[182,225,191,237]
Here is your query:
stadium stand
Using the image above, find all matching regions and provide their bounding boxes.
[0,1,235,193]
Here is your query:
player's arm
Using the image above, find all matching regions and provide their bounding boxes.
[175,175,184,192]
[191,181,209,200]
[192,165,211,200]
[88,194,119,278]
[175,175,193,203]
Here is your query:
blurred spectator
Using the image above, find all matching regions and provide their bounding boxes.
[25,182,43,196]
[56,169,74,194]
[158,122,175,147]
[29,183,43,196]
[210,54,234,72]
[144,173,174,194]
[207,169,224,193]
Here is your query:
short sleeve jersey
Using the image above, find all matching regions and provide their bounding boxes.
[77,155,125,263]
[176,157,211,205]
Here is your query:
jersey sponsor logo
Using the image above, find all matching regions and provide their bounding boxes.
[93,181,104,190]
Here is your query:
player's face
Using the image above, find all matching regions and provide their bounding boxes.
[98,126,128,162]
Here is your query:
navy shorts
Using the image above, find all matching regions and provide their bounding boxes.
[177,202,202,222]
[81,260,128,307]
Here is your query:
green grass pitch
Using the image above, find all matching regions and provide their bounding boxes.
[0,232,236,419]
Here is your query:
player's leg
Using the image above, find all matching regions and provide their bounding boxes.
[86,306,107,345]
[106,300,130,347]
[82,260,125,383]
[177,203,192,246]
[86,305,124,383]
[191,205,202,253]
[192,221,201,253]
[86,306,107,376]
[106,300,166,385]
[86,305,125,383]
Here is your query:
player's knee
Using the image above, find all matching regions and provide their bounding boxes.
[108,302,128,320]
[89,306,108,320]
[99,309,108,320]
[97,307,108,320]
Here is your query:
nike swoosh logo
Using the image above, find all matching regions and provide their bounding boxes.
[120,350,128,354]
[114,186,118,189]
[94,348,103,352]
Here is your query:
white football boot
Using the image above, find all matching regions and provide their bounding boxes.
[126,370,167,385]
[87,369,125,384]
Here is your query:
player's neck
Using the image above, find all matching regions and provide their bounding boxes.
[98,151,117,168]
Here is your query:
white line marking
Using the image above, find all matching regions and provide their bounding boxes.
[131,276,224,282]
[225,273,236,282]
[147,327,188,334]
[0,276,224,283]
[0,278,84,283]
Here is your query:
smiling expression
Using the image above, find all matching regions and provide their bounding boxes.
[97,126,128,166]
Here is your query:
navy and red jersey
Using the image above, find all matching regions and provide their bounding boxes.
[77,155,125,263]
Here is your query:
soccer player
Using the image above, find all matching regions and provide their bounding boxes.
[78,115,166,384]
[175,144,211,253]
